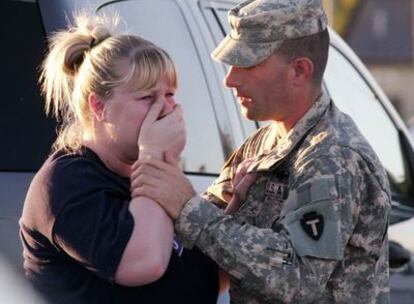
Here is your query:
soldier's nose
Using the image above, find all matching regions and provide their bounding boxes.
[225,66,242,88]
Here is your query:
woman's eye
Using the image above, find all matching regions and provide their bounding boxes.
[166,92,175,98]
[137,95,154,101]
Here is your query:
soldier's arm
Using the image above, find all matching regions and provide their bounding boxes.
[174,152,371,302]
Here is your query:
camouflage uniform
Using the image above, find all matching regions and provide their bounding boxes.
[174,0,390,302]
[175,91,391,303]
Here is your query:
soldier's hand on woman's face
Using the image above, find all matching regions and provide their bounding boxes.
[138,99,186,160]
[225,159,256,215]
[130,152,196,219]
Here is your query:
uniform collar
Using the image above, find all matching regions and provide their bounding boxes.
[248,90,331,172]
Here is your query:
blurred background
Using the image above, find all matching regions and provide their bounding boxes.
[323,0,414,134]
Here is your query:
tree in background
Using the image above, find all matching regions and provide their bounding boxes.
[323,0,361,35]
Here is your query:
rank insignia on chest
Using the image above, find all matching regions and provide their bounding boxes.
[265,181,288,201]
[300,211,324,241]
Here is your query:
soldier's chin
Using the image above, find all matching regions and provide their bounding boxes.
[238,96,253,106]
[241,107,255,121]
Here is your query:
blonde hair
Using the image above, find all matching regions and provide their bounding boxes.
[40,12,177,152]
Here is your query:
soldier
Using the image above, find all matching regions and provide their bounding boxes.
[132,0,391,303]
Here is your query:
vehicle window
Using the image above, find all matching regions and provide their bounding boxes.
[0,0,56,171]
[325,46,412,198]
[99,0,225,174]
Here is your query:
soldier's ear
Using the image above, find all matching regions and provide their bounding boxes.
[291,57,314,87]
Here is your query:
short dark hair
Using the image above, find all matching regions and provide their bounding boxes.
[277,29,330,86]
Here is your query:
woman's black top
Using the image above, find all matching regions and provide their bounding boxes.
[20,147,218,304]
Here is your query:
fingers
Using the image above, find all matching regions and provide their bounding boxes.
[174,103,184,119]
[130,157,184,198]
[130,171,161,191]
[164,151,179,167]
[137,101,187,161]
[131,184,158,200]
[141,99,165,130]
[233,158,254,188]
[131,161,163,180]
[233,166,245,189]
[236,173,257,200]
[224,197,242,215]
[174,104,186,126]
[225,173,257,215]
[130,184,179,219]
[157,104,183,124]
[164,104,186,129]
[132,157,172,173]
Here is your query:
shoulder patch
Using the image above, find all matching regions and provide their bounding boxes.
[281,177,343,260]
[300,211,324,240]
[282,200,343,259]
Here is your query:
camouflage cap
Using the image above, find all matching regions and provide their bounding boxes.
[211,0,328,67]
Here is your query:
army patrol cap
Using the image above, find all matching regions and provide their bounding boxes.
[211,0,328,67]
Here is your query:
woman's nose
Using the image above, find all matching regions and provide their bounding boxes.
[160,98,176,117]
[166,97,176,108]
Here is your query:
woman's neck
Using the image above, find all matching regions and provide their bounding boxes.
[83,139,132,178]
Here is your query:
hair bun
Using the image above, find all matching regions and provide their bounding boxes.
[63,14,115,74]
[89,25,111,48]
[62,33,91,75]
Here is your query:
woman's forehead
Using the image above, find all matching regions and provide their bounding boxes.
[114,58,176,90]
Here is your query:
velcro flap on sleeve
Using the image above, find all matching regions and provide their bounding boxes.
[281,178,343,260]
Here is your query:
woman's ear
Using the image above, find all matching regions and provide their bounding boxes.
[291,57,314,86]
[88,92,106,122]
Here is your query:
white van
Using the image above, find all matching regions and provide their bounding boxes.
[1,0,413,302]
